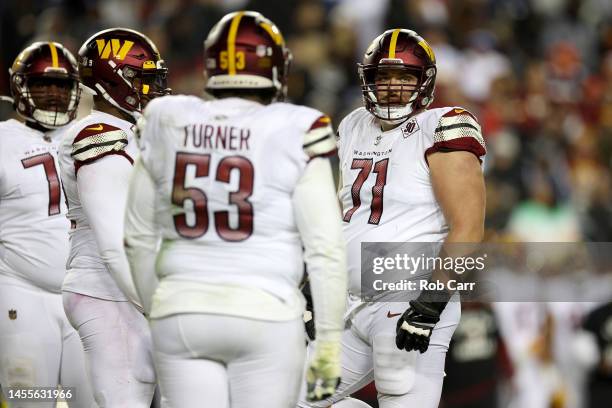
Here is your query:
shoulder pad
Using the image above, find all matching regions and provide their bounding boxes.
[72,123,133,169]
[303,114,336,159]
[427,108,486,159]
[337,107,368,141]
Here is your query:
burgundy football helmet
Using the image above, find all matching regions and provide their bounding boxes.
[359,29,437,123]
[204,11,291,101]
[78,28,170,116]
[9,42,80,128]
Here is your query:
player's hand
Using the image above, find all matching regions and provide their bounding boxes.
[395,299,442,353]
[306,340,341,402]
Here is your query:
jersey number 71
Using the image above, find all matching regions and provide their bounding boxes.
[343,158,389,224]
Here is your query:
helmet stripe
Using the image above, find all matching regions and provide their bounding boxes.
[227,11,245,75]
[388,29,401,59]
[48,42,59,68]
[418,40,436,63]
[259,22,284,46]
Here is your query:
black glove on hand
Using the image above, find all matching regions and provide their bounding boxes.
[395,289,450,353]
[301,278,316,341]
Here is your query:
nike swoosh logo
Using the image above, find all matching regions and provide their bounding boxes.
[387,311,402,318]
[86,124,103,131]
[454,109,466,114]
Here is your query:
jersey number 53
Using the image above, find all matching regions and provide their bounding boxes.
[172,152,254,241]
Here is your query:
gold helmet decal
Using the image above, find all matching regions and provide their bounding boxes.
[96,39,134,60]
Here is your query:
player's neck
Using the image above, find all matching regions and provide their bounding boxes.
[240,95,267,104]
[24,119,50,133]
[93,99,136,124]
[378,120,402,132]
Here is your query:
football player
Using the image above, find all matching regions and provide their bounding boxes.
[0,42,94,407]
[57,28,170,408]
[123,11,347,408]
[299,29,486,408]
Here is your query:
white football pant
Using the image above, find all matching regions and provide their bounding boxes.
[150,313,305,408]
[62,292,156,408]
[298,298,460,408]
[0,277,94,408]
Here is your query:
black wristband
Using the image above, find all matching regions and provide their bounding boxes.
[415,287,451,314]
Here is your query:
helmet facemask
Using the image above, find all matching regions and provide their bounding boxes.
[95,61,170,117]
[122,62,170,110]
[359,62,436,124]
[13,74,80,129]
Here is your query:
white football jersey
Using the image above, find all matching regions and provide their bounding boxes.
[137,96,336,309]
[58,110,139,300]
[338,107,486,294]
[0,119,69,292]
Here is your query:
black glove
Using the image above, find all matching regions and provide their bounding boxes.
[301,278,316,341]
[395,289,450,353]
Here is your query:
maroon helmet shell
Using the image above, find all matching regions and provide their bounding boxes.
[358,29,437,122]
[9,42,81,128]
[78,28,170,115]
[204,11,291,100]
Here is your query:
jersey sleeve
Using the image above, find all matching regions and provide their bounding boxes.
[72,123,133,174]
[124,157,159,315]
[303,114,337,159]
[136,96,173,177]
[425,108,486,161]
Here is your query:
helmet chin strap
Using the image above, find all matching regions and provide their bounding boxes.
[380,116,409,126]
[374,103,414,124]
[95,83,140,120]
[378,115,411,132]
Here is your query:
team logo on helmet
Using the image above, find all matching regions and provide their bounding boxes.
[78,28,170,117]
[95,39,134,60]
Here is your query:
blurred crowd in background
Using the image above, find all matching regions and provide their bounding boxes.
[2,0,612,408]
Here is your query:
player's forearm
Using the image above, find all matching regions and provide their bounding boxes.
[124,246,157,314]
[294,158,347,342]
[445,222,484,244]
[124,158,160,314]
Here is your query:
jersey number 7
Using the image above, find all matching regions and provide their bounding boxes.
[172,152,254,241]
[21,153,62,216]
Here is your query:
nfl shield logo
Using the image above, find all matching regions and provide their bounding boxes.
[8,309,17,320]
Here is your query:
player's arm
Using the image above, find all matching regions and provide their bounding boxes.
[430,151,485,242]
[124,157,159,315]
[295,114,347,401]
[396,109,486,354]
[74,125,142,309]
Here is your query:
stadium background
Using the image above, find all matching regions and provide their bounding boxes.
[1,0,612,407]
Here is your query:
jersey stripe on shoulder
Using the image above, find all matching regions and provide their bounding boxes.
[72,123,130,162]
[428,108,486,160]
[72,123,133,173]
[303,115,336,159]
